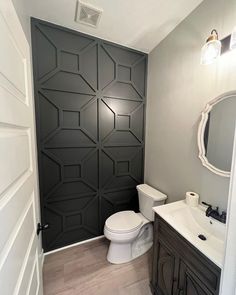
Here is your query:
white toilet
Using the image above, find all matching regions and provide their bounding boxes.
[104,184,167,264]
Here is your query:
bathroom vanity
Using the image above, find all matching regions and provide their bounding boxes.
[151,201,225,295]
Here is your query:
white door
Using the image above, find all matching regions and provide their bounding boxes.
[220,125,236,295]
[0,1,43,295]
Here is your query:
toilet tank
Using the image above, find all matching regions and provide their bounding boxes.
[137,184,167,221]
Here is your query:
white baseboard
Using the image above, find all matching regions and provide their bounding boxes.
[44,235,105,256]
[41,250,44,267]
[39,249,44,267]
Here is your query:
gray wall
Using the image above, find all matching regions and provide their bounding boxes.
[12,0,31,43]
[145,0,236,210]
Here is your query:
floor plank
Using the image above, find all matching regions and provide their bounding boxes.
[43,238,152,295]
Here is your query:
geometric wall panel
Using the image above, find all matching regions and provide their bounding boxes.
[100,99,115,141]
[41,153,61,195]
[102,43,143,66]
[117,65,131,81]
[42,90,95,110]
[61,51,79,72]
[117,115,130,130]
[104,82,142,100]
[38,23,94,52]
[44,207,62,250]
[101,188,138,226]
[45,129,95,147]
[132,58,146,96]
[117,161,129,176]
[31,18,147,252]
[101,147,143,190]
[35,26,57,79]
[39,93,59,140]
[64,165,81,179]
[81,99,98,141]
[99,46,116,90]
[103,97,142,113]
[63,111,80,128]
[80,45,98,90]
[42,71,93,94]
[47,147,94,165]
[103,131,141,146]
[65,214,82,229]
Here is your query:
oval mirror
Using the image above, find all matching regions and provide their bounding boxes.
[198,91,236,177]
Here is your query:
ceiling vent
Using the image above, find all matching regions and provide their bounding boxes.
[75,1,103,28]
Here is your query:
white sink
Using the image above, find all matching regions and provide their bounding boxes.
[153,200,226,268]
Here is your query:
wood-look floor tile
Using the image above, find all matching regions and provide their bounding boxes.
[43,238,152,295]
[120,279,152,295]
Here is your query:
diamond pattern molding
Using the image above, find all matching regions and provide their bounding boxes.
[31,18,147,251]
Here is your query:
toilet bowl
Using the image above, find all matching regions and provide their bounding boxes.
[104,184,167,264]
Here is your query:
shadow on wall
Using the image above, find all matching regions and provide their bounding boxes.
[128,18,181,52]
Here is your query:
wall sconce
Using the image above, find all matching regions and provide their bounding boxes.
[201,28,236,65]
[201,30,221,65]
[230,27,236,50]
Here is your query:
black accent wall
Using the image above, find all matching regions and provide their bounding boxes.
[31,18,147,252]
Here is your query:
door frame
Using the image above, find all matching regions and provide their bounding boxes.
[220,125,236,294]
[0,0,43,293]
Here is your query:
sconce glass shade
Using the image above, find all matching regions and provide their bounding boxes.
[230,27,236,50]
[201,30,221,65]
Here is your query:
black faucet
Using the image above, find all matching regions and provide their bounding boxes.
[202,202,227,224]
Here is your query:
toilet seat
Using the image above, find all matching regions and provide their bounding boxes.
[105,211,143,233]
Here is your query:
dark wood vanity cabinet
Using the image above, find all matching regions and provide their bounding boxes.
[151,214,221,295]
[178,261,213,295]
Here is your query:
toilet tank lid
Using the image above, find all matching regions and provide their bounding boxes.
[136,184,167,201]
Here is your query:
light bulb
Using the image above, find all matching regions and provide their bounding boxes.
[201,30,221,65]
[201,40,222,65]
[230,27,236,50]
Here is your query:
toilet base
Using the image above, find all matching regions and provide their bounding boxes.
[106,223,153,264]
[107,242,132,264]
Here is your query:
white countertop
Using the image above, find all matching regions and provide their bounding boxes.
[153,200,226,268]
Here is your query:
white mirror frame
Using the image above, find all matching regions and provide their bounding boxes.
[198,91,236,178]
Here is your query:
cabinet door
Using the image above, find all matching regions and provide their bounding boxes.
[155,241,177,295]
[178,262,213,295]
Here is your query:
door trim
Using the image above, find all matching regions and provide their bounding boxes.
[220,125,236,295]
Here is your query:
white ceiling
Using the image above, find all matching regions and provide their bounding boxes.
[20,0,203,53]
